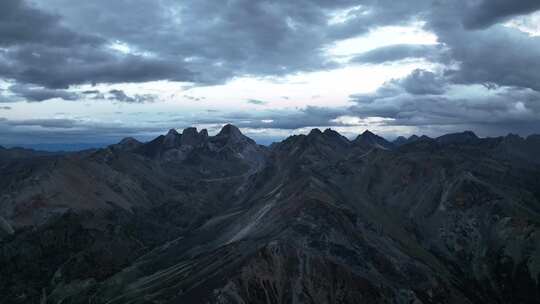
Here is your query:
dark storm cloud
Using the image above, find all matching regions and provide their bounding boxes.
[0,0,101,47]
[343,0,540,136]
[351,69,447,106]
[422,1,540,91]
[200,106,349,130]
[462,0,540,29]
[82,90,105,100]
[349,68,540,135]
[108,89,156,104]
[2,0,431,90]
[440,26,540,91]
[0,0,194,89]
[398,69,447,95]
[1,0,540,140]
[82,90,100,95]
[5,118,79,129]
[2,0,539,94]
[2,45,194,89]
[337,1,540,95]
[9,84,80,102]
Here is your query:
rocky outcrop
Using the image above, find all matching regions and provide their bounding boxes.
[181,127,208,147]
[163,128,182,149]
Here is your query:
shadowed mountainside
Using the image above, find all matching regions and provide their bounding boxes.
[1,125,540,303]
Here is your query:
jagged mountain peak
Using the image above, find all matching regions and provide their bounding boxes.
[394,134,429,147]
[114,137,143,151]
[461,130,478,138]
[361,129,376,137]
[323,128,350,145]
[182,127,198,135]
[356,130,383,141]
[119,137,141,145]
[163,128,182,148]
[353,130,393,150]
[167,128,180,136]
[307,128,323,136]
[302,128,348,144]
[138,125,258,158]
[323,128,341,137]
[274,128,349,157]
[181,127,208,146]
[436,130,478,145]
[214,124,254,145]
[217,124,242,136]
[392,136,409,146]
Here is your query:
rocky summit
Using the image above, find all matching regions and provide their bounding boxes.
[1,126,540,304]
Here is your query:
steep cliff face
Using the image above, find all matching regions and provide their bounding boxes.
[1,126,539,303]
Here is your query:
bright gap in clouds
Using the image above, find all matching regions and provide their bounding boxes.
[327,5,366,25]
[186,62,431,110]
[108,40,156,57]
[326,22,439,60]
[185,22,440,109]
[504,11,540,36]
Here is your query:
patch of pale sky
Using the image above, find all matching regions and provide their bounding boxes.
[325,22,439,59]
[327,5,367,25]
[504,11,540,37]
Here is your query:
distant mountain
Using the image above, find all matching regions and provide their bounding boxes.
[393,134,430,146]
[436,130,479,145]
[496,133,540,165]
[353,130,394,149]
[3,143,113,152]
[392,135,408,146]
[108,137,143,152]
[0,146,56,161]
[1,126,540,303]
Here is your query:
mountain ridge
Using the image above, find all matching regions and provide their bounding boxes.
[0,125,539,303]
[2,126,540,153]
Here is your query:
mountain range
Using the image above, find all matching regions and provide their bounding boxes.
[1,125,539,303]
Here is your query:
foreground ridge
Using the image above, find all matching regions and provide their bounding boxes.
[0,125,539,303]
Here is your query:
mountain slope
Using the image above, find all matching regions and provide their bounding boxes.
[1,127,539,303]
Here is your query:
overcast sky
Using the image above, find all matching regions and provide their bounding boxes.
[1,0,540,146]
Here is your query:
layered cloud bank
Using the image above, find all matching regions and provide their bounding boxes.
[0,0,539,144]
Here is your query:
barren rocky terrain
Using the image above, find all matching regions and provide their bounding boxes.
[1,125,539,303]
